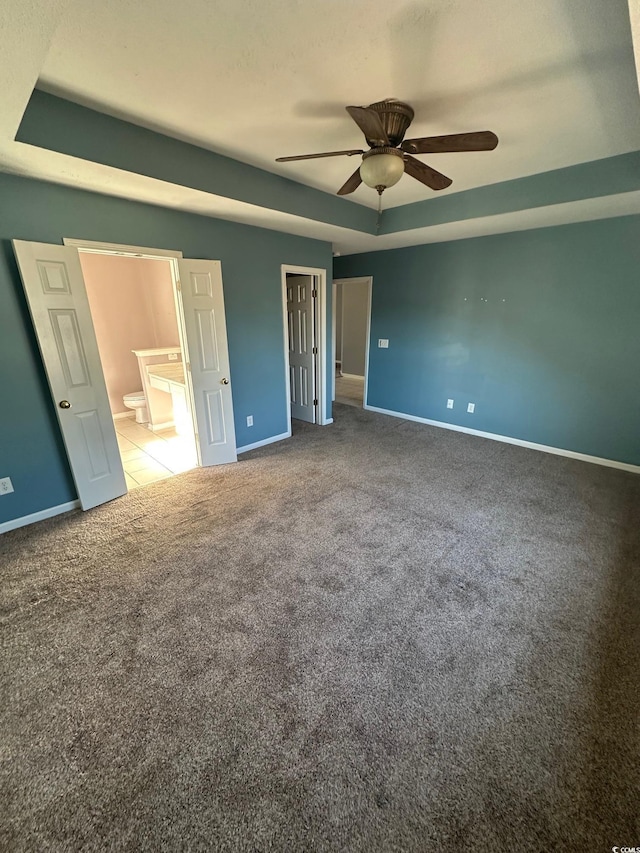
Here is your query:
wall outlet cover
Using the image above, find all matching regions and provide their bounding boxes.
[0,477,14,495]
[168,353,178,361]
[447,399,454,409]
[467,403,475,413]
[246,415,253,427]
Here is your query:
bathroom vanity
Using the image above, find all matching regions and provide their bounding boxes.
[146,361,192,436]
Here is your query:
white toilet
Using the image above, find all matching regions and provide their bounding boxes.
[123,391,149,424]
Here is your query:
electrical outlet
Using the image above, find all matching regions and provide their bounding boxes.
[378,339,389,348]
[467,403,475,414]
[0,477,14,495]
[168,352,178,361]
[246,415,253,427]
[447,399,454,409]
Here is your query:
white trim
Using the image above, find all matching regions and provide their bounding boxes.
[333,276,372,409]
[113,411,135,421]
[340,372,365,381]
[281,264,330,427]
[237,430,291,454]
[63,238,184,259]
[0,500,81,534]
[364,404,640,474]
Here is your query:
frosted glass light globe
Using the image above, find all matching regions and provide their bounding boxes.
[360,150,404,190]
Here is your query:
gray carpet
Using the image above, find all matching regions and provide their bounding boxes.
[1,404,639,852]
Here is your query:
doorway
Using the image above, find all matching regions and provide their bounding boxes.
[13,238,237,511]
[333,277,372,409]
[78,251,198,489]
[281,264,330,429]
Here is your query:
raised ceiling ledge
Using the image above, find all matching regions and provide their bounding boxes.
[15,89,640,252]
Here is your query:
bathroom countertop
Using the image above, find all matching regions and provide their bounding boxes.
[146,362,186,391]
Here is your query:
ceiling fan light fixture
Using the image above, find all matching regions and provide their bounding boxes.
[360,147,404,193]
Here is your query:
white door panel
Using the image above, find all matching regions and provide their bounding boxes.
[178,259,237,465]
[287,275,315,423]
[13,241,127,510]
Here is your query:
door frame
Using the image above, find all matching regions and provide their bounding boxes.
[332,276,373,408]
[63,237,201,465]
[281,264,331,429]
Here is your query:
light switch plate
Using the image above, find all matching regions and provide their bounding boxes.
[447,399,454,409]
[467,403,475,413]
[378,339,389,348]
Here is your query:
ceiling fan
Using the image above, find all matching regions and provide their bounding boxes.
[276,99,498,198]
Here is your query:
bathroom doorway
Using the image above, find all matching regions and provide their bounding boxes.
[78,250,198,489]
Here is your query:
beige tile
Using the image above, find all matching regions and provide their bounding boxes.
[129,468,172,485]
[123,455,168,475]
[131,432,166,453]
[123,458,149,474]
[117,424,153,440]
[116,436,137,452]
[120,447,147,462]
[124,473,138,490]
[154,427,180,440]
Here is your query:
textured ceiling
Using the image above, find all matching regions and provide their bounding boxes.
[1,0,640,251]
[37,0,640,207]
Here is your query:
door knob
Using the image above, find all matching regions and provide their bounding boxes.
[221,378,229,385]
[59,400,71,409]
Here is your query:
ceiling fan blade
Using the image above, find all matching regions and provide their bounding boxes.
[401,131,498,155]
[276,149,363,162]
[337,168,362,196]
[403,155,452,191]
[346,106,390,147]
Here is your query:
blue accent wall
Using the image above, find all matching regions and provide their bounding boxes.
[0,173,332,525]
[334,216,640,466]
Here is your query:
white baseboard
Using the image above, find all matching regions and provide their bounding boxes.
[113,411,135,421]
[0,500,81,535]
[364,404,640,474]
[237,430,291,454]
[340,373,365,381]
[148,420,174,432]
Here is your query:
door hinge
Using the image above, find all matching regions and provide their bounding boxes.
[176,280,181,292]
[186,362,191,372]
[313,398,318,406]
[312,289,318,297]
[312,346,318,354]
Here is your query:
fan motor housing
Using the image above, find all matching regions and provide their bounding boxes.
[367,100,415,147]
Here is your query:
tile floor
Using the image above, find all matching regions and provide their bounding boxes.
[335,374,365,408]
[114,416,198,490]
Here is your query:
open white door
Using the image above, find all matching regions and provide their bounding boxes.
[13,240,127,510]
[286,274,316,424]
[178,259,237,465]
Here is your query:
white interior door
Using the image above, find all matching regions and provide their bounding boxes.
[13,240,127,510]
[178,259,237,465]
[287,275,316,423]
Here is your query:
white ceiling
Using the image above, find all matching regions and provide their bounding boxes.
[1,0,640,251]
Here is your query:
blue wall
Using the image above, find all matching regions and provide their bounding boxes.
[334,216,640,466]
[0,173,332,524]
